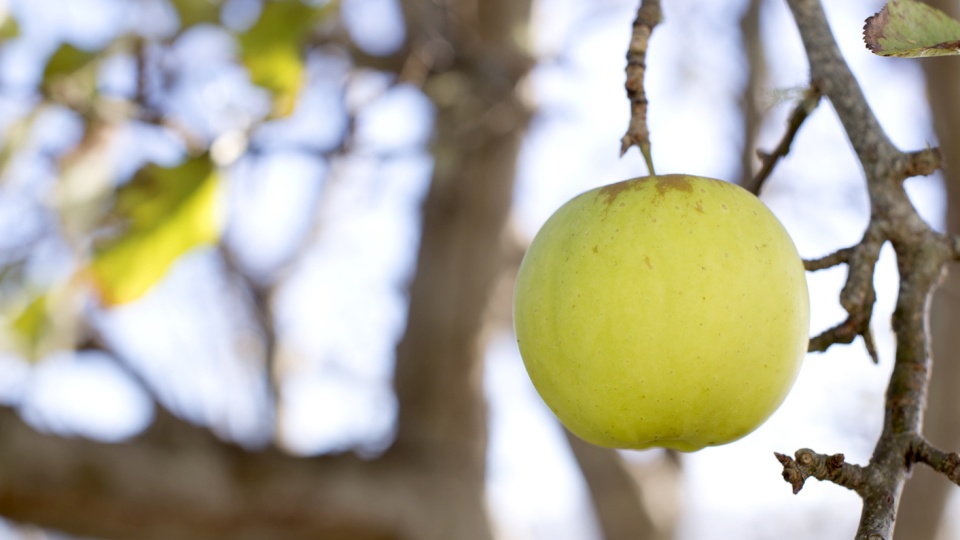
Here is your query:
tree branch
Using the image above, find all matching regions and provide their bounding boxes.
[774,448,868,495]
[804,246,854,271]
[0,406,405,540]
[896,147,942,180]
[564,430,664,540]
[908,436,960,486]
[780,1,953,538]
[749,85,822,195]
[620,0,662,175]
[804,227,883,362]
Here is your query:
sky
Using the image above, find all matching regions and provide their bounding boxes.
[0,0,954,539]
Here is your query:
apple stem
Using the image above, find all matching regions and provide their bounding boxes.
[620,0,661,177]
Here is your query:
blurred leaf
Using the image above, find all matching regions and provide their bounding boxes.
[9,294,47,356]
[42,43,101,108]
[43,43,99,82]
[170,0,222,29]
[865,0,960,57]
[3,283,85,361]
[0,13,18,40]
[56,122,119,236]
[238,0,333,116]
[0,108,39,182]
[89,156,223,305]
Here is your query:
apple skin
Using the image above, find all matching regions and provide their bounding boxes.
[513,174,809,452]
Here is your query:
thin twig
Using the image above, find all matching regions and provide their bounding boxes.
[908,436,960,486]
[896,147,942,180]
[774,448,867,495]
[804,246,854,271]
[804,228,883,362]
[620,0,662,175]
[808,315,874,359]
[749,85,822,194]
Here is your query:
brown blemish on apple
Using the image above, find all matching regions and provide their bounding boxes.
[598,177,647,206]
[643,255,652,269]
[592,245,599,254]
[695,200,704,213]
[654,175,693,195]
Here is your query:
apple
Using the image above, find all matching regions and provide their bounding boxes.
[513,174,809,451]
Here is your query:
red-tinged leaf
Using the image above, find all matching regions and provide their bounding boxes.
[865,0,960,57]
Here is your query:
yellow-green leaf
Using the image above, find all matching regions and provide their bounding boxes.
[2,283,84,361]
[89,156,224,305]
[864,0,960,57]
[238,0,331,116]
[43,43,99,82]
[170,0,222,30]
[8,294,48,356]
[0,13,18,40]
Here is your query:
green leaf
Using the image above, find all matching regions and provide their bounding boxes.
[170,0,222,30]
[2,283,84,361]
[0,12,18,40]
[8,293,49,356]
[864,0,960,57]
[89,156,223,305]
[43,43,99,82]
[237,0,331,116]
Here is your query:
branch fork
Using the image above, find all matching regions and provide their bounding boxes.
[804,226,885,363]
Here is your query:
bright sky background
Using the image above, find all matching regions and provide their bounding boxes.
[0,0,955,539]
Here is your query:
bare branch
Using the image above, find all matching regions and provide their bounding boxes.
[0,402,495,540]
[804,246,854,271]
[749,85,822,195]
[781,1,959,537]
[908,436,960,486]
[806,228,884,362]
[774,449,867,495]
[808,318,873,358]
[896,147,942,180]
[620,0,662,175]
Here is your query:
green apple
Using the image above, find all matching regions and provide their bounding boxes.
[513,174,809,451]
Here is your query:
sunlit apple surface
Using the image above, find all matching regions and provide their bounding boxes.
[514,175,810,451]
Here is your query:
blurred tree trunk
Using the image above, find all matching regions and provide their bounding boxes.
[389,0,535,538]
[738,0,764,192]
[566,432,680,540]
[896,1,960,538]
